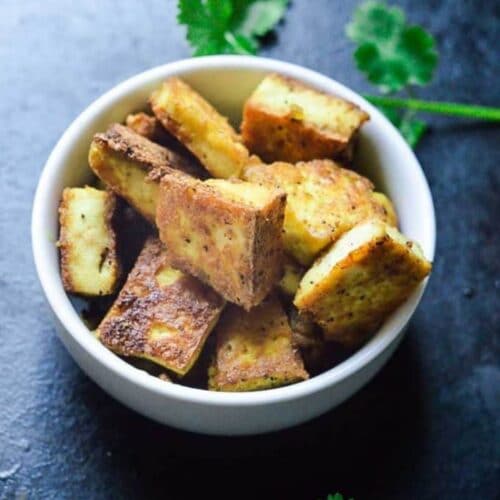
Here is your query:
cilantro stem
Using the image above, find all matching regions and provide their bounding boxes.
[364,95,500,121]
[223,32,254,55]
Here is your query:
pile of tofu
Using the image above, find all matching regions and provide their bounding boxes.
[58,73,431,391]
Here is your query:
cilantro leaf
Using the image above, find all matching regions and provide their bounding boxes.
[233,0,289,37]
[379,105,427,148]
[178,0,289,56]
[346,1,404,45]
[327,495,344,500]
[178,0,252,55]
[346,1,438,93]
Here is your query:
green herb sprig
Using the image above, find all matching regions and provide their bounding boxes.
[347,0,499,147]
[177,0,500,148]
[178,0,289,56]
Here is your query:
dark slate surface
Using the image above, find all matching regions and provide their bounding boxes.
[1,0,499,498]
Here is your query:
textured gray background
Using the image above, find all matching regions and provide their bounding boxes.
[1,0,499,499]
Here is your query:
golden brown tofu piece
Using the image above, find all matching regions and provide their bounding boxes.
[294,220,432,346]
[125,112,208,172]
[208,296,308,391]
[241,73,369,163]
[97,238,225,375]
[278,255,305,297]
[58,186,120,296]
[372,192,398,227]
[150,77,251,179]
[88,123,202,222]
[244,159,397,265]
[156,172,286,310]
[125,112,164,141]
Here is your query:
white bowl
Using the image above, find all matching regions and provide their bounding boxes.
[32,56,435,436]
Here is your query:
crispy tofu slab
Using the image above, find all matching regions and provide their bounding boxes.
[58,186,120,296]
[294,220,432,346]
[88,123,202,222]
[156,172,286,310]
[208,296,308,391]
[97,238,225,375]
[150,77,251,179]
[241,73,369,163]
[243,159,397,265]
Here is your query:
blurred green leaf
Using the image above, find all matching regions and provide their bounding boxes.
[327,494,345,500]
[178,0,289,56]
[346,1,438,93]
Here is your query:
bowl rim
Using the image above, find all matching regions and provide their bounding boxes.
[32,55,436,407]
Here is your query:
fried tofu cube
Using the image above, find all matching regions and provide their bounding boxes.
[125,112,165,142]
[294,220,432,346]
[156,172,286,310]
[125,112,208,172]
[278,255,305,297]
[97,238,225,375]
[88,123,201,222]
[58,186,120,296]
[372,192,398,227]
[241,73,369,163]
[208,296,308,391]
[243,159,397,265]
[150,77,251,179]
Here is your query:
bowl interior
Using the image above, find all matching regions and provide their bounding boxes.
[33,56,435,404]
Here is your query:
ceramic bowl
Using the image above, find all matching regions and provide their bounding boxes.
[32,56,435,435]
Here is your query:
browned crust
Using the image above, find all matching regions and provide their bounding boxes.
[156,173,286,310]
[150,106,189,154]
[103,190,120,286]
[297,233,432,346]
[150,78,250,179]
[93,123,203,179]
[58,189,76,292]
[208,296,308,391]
[245,158,374,190]
[58,187,120,296]
[125,113,207,178]
[125,112,160,140]
[241,75,369,163]
[242,106,348,163]
[88,140,160,222]
[251,195,286,300]
[88,123,204,223]
[299,158,374,189]
[97,238,225,375]
[243,159,396,265]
